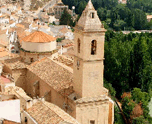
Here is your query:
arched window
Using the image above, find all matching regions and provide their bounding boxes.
[91,40,97,55]
[78,39,80,53]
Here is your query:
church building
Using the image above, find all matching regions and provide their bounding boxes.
[2,0,114,124]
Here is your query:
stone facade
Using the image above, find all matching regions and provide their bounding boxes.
[20,50,56,64]
[20,31,57,64]
[47,0,68,19]
[75,100,109,124]
[24,0,31,11]
[73,0,114,123]
[25,68,66,109]
[73,0,106,98]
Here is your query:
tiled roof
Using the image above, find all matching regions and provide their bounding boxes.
[22,31,56,43]
[0,51,9,57]
[18,22,30,29]
[27,58,73,94]
[2,119,20,124]
[3,57,27,69]
[27,101,79,124]
[53,55,73,69]
[0,76,11,84]
[59,27,71,34]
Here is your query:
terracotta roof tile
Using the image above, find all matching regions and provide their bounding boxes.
[53,55,73,69]
[0,76,11,84]
[3,119,20,124]
[27,58,73,93]
[3,57,27,69]
[27,101,79,124]
[59,27,71,34]
[22,31,56,43]
[0,51,9,57]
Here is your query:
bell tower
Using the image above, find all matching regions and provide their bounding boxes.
[73,0,106,98]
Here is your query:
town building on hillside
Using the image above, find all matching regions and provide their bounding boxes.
[147,15,152,22]
[47,0,68,19]
[118,0,127,4]
[23,0,31,11]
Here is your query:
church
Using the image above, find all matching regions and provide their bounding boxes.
[2,0,114,124]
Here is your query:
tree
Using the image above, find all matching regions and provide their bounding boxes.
[129,36,152,92]
[77,0,87,15]
[97,7,107,21]
[60,9,74,26]
[122,97,135,119]
[132,9,148,30]
[132,116,149,124]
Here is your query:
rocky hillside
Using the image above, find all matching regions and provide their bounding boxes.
[30,0,50,10]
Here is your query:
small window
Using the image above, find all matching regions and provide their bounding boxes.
[91,12,94,18]
[30,58,34,63]
[91,40,97,55]
[78,39,80,53]
[25,117,27,123]
[90,120,95,124]
[77,60,80,70]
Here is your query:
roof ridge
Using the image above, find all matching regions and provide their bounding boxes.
[22,31,56,43]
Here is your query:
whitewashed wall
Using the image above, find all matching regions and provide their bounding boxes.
[0,99,20,123]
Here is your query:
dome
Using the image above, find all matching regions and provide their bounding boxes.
[21,31,56,53]
[22,31,56,43]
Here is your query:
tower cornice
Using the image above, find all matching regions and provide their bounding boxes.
[74,26,107,34]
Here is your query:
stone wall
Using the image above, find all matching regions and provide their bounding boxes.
[108,101,114,124]
[76,100,109,124]
[12,69,27,91]
[20,50,55,64]
[26,69,66,110]
[3,64,12,74]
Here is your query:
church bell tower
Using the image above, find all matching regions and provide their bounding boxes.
[73,0,106,98]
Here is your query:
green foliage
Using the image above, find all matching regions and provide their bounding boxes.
[56,38,64,42]
[133,9,148,30]
[122,97,135,119]
[121,88,152,123]
[104,31,152,98]
[97,7,107,21]
[132,116,149,124]
[104,80,116,97]
[131,88,152,119]
[132,88,151,105]
[62,0,151,30]
[78,1,87,15]
[60,9,74,26]
[114,105,125,124]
